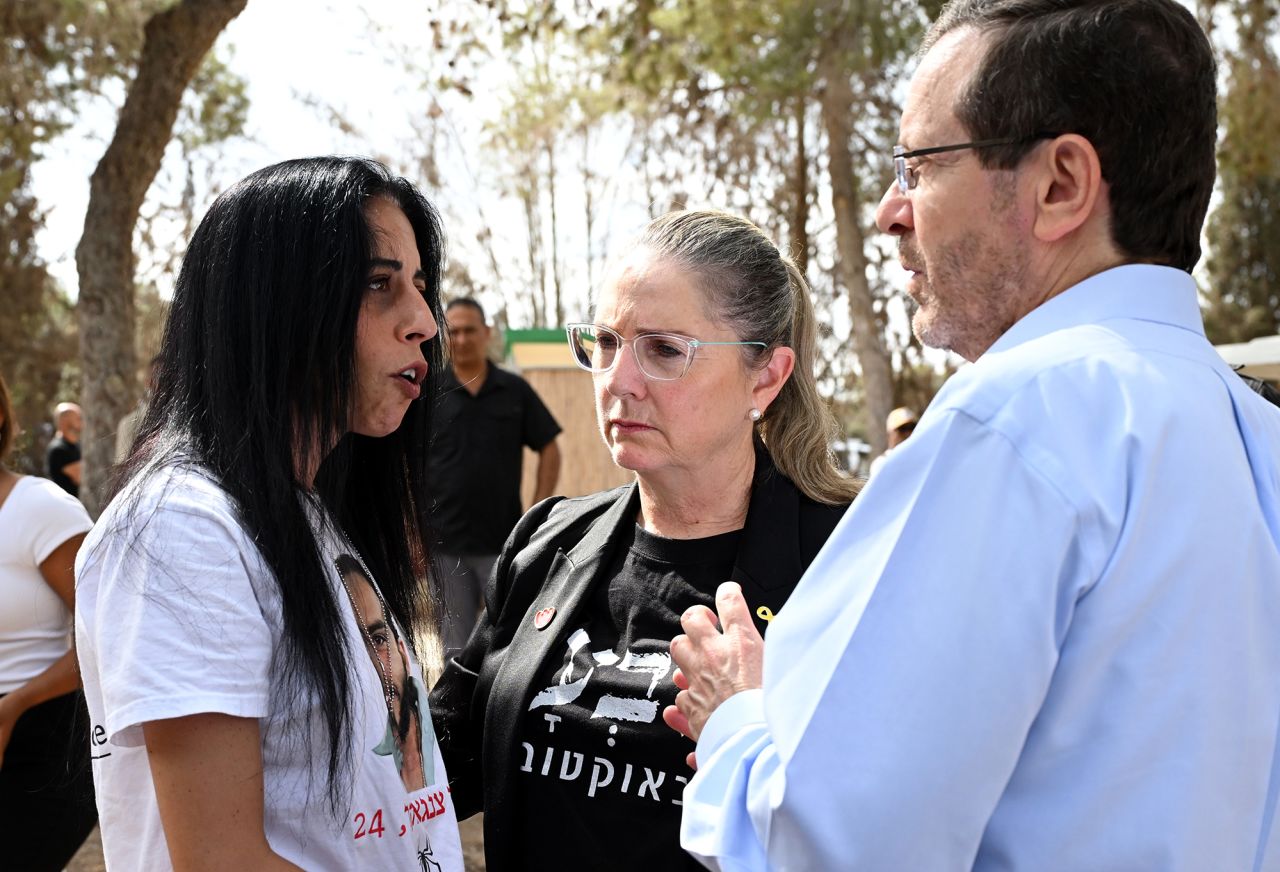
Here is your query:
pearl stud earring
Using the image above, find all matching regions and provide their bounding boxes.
[749,408,762,422]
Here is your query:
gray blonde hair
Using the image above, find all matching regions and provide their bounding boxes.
[636,210,859,506]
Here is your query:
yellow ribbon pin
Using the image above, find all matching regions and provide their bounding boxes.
[756,606,775,623]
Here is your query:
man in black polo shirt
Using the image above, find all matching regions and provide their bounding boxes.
[46,401,83,498]
[430,298,562,655]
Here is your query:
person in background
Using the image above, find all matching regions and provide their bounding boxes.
[0,371,97,871]
[428,297,562,656]
[1239,372,1280,409]
[866,406,919,477]
[75,157,464,871]
[668,1,1280,870]
[115,354,162,463]
[45,401,82,497]
[430,209,857,871]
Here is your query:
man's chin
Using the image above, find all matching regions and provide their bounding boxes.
[913,314,968,359]
[911,309,942,350]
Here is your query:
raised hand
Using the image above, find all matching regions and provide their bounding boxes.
[665,581,765,755]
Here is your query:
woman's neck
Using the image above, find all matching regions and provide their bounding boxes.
[636,445,755,539]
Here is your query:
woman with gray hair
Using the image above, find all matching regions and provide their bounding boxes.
[430,209,857,871]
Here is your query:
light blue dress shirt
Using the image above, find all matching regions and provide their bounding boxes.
[682,265,1280,871]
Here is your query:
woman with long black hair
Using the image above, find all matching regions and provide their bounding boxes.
[76,157,463,870]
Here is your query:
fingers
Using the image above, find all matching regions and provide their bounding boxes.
[680,603,720,637]
[715,581,759,638]
[674,689,704,741]
[664,704,700,770]
[670,634,693,674]
[662,703,693,740]
[672,667,689,691]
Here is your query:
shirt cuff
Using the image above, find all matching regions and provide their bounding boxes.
[697,688,766,761]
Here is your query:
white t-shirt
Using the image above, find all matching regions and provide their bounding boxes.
[0,475,92,693]
[75,464,464,871]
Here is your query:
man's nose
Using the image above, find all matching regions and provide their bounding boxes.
[875,183,912,237]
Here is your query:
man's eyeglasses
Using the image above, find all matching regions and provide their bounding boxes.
[892,132,1060,194]
[565,323,766,381]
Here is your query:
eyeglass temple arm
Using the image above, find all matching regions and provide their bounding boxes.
[897,131,1061,160]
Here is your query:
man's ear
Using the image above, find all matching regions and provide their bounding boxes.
[752,346,796,413]
[1032,134,1104,243]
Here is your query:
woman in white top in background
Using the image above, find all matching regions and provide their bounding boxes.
[0,370,97,871]
[75,157,464,871]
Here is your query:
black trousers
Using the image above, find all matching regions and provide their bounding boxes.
[0,690,98,871]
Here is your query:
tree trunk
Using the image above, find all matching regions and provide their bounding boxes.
[788,97,811,277]
[582,128,596,295]
[522,180,545,327]
[75,0,247,515]
[818,50,895,457]
[545,139,564,327]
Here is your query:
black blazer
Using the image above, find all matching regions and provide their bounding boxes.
[429,448,849,871]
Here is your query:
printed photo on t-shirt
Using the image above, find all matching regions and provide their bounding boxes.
[335,554,437,794]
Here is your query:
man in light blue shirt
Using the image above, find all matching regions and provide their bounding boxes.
[666,1,1280,870]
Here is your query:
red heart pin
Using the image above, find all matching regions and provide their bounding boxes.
[533,607,556,630]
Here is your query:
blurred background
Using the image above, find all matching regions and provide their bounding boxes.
[2,0,1277,511]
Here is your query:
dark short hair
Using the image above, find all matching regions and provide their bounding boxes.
[925,0,1216,272]
[446,297,487,325]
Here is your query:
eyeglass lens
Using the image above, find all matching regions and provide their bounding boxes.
[568,326,692,380]
[893,149,912,194]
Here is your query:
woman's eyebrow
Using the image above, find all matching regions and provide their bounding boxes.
[596,321,687,335]
[369,258,427,284]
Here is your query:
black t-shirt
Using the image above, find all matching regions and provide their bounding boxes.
[512,522,740,872]
[46,436,80,497]
[428,363,561,555]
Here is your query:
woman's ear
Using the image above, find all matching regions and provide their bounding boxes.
[752,346,796,413]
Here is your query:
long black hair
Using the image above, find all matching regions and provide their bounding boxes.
[112,156,445,812]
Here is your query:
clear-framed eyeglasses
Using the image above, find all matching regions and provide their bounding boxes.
[892,132,1060,194]
[565,322,766,381]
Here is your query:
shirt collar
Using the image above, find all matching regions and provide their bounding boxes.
[985,264,1205,358]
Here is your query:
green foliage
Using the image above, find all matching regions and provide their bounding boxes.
[475,0,625,325]
[176,49,250,150]
[567,0,932,437]
[1204,0,1280,344]
[916,0,947,22]
[0,185,79,472]
[0,0,247,474]
[0,1,159,470]
[136,49,250,286]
